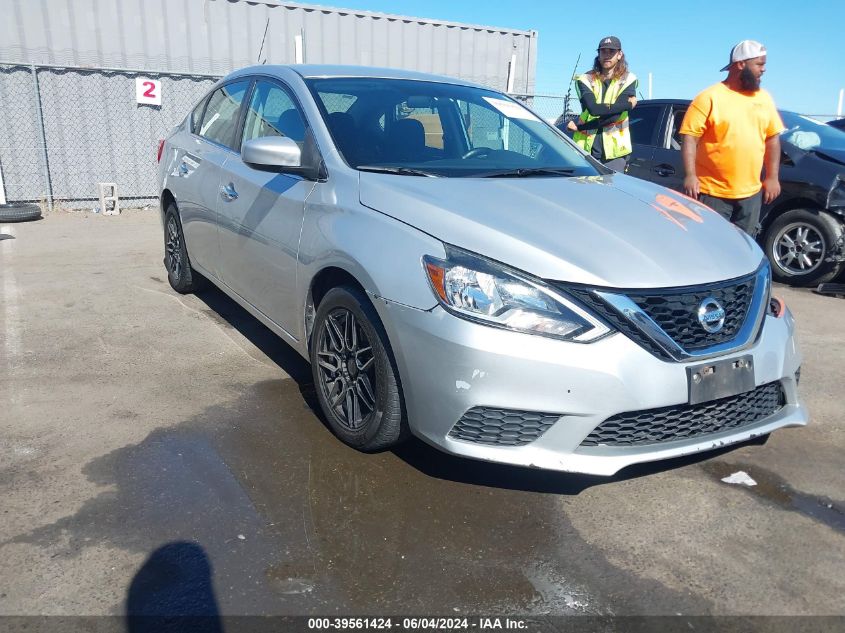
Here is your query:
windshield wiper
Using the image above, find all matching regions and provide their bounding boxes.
[356,165,439,177]
[476,167,577,178]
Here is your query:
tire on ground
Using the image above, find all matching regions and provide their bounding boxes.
[0,203,42,223]
[764,208,845,286]
[163,203,205,293]
[310,285,408,452]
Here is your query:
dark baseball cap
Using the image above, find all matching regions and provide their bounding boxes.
[597,36,622,50]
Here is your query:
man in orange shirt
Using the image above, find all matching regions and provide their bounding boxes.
[680,40,784,236]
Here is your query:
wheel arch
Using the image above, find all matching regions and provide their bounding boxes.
[305,266,373,352]
[761,196,821,232]
[160,189,177,222]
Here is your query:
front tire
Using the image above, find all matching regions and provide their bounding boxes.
[163,203,204,293]
[310,286,407,452]
[764,209,844,286]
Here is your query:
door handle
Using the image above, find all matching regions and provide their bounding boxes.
[220,183,239,201]
[653,164,675,177]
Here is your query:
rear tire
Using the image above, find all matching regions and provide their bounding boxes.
[163,203,204,293]
[310,286,408,452]
[764,209,844,286]
[0,203,42,223]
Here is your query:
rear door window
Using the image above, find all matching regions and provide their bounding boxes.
[190,97,209,134]
[198,81,250,150]
[629,104,663,147]
[667,108,688,150]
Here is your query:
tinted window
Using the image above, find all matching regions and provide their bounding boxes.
[669,108,687,149]
[629,105,663,146]
[190,97,208,134]
[198,81,250,149]
[780,110,845,152]
[308,77,598,177]
[242,81,306,147]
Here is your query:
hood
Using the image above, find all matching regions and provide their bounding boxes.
[810,147,845,167]
[783,140,845,169]
[359,172,764,288]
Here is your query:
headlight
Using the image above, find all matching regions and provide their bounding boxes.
[422,246,612,342]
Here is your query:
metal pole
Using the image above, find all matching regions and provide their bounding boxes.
[30,65,53,213]
[838,89,844,117]
[0,157,7,205]
[648,73,653,99]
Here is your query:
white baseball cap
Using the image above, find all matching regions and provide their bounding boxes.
[721,40,767,71]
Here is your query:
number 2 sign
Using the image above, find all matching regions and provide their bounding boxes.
[136,78,162,106]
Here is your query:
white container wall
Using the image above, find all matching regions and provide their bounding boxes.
[0,0,537,93]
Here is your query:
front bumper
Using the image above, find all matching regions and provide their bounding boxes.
[375,299,807,476]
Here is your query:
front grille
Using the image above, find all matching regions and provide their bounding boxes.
[563,269,761,360]
[628,277,755,350]
[580,381,785,447]
[567,288,674,361]
[449,407,560,446]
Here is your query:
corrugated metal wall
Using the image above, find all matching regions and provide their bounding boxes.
[0,0,537,93]
[0,1,539,207]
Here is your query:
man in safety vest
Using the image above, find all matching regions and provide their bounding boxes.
[567,35,638,172]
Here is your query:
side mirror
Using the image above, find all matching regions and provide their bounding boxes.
[242,136,302,169]
[242,131,326,181]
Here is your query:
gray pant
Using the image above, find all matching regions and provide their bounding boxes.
[699,191,762,237]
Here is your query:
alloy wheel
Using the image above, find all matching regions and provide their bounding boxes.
[772,222,826,276]
[165,216,184,280]
[316,308,377,431]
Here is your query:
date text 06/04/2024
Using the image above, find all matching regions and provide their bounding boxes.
[307,618,528,630]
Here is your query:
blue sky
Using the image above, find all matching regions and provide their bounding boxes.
[310,0,843,116]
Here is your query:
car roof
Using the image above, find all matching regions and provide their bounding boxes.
[227,64,485,89]
[637,99,691,106]
[638,98,803,117]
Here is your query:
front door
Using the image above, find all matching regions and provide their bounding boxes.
[216,79,316,339]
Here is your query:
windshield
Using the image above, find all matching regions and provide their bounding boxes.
[305,77,599,177]
[780,111,845,152]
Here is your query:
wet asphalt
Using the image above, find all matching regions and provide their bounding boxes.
[0,211,843,617]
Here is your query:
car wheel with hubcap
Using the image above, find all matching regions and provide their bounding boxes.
[764,208,844,285]
[164,203,205,293]
[311,286,407,452]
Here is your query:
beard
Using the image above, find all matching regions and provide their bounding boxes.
[739,66,760,91]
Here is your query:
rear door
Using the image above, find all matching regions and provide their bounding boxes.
[216,78,317,338]
[648,105,688,192]
[626,103,665,181]
[175,80,250,278]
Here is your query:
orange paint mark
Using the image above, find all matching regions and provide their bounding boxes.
[650,203,687,231]
[654,193,704,223]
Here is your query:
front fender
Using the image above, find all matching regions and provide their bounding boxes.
[296,173,444,341]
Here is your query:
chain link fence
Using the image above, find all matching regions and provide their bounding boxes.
[0,63,219,210]
[510,93,570,126]
[0,63,573,212]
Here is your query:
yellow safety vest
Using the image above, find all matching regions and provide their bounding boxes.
[573,72,637,160]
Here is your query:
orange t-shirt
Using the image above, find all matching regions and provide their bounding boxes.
[679,82,784,199]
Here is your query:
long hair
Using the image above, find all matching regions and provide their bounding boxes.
[591,54,629,81]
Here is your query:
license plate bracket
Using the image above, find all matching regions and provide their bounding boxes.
[687,355,755,405]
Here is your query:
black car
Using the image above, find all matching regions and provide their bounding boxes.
[561,100,845,285]
[829,118,845,132]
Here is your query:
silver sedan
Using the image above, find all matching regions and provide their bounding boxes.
[157,65,807,475]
